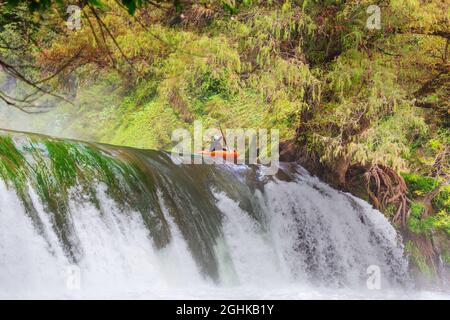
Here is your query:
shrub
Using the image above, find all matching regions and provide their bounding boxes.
[401,173,439,197]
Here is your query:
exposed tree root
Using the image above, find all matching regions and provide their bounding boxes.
[364,164,410,227]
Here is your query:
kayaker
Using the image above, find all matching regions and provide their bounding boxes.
[198,132,238,161]
[209,135,224,152]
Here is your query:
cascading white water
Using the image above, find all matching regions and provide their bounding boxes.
[0,170,443,299]
[0,132,449,299]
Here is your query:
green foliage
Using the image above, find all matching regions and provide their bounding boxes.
[428,211,450,235]
[407,202,426,233]
[110,99,185,149]
[189,71,232,102]
[350,106,427,170]
[406,202,441,235]
[410,202,425,218]
[408,209,450,236]
[402,173,439,197]
[311,47,428,170]
[403,175,449,235]
[6,0,139,15]
[433,187,450,214]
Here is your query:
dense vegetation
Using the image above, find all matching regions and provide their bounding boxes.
[0,0,449,284]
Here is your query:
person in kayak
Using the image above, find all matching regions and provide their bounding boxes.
[209,135,225,152]
[200,132,238,161]
[198,135,239,161]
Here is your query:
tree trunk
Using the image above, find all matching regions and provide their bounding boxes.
[333,154,351,187]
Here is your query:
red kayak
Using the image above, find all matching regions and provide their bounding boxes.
[196,150,239,160]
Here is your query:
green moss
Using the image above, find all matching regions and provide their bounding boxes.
[44,141,78,189]
[401,173,439,197]
[0,135,27,191]
[0,131,172,258]
[407,202,430,234]
[410,202,424,218]
[406,241,434,278]
[408,202,450,236]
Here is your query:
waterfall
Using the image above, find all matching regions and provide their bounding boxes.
[0,130,445,299]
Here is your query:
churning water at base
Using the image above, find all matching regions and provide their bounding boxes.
[0,131,448,299]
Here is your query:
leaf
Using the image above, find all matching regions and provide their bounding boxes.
[121,0,137,15]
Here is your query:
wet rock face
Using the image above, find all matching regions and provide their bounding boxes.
[0,73,16,93]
